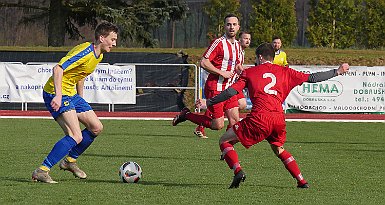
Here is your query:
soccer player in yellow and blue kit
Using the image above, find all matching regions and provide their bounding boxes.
[272,36,288,66]
[32,21,118,183]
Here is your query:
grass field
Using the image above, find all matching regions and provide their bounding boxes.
[0,118,384,204]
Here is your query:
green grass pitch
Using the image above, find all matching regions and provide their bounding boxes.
[0,118,384,204]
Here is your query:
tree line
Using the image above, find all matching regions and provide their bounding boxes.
[204,0,385,49]
[1,0,384,49]
[0,0,188,47]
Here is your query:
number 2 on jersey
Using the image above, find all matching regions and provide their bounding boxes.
[263,73,277,95]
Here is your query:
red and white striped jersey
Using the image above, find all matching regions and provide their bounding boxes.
[202,35,242,92]
[239,49,245,65]
[230,49,245,85]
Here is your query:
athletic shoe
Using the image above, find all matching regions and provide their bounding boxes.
[229,170,246,189]
[172,107,190,126]
[32,168,58,184]
[59,159,87,179]
[297,182,310,188]
[194,125,208,139]
[219,154,224,160]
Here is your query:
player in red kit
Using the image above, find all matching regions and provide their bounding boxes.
[173,14,243,137]
[196,43,350,189]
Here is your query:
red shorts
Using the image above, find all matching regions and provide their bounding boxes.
[205,89,238,119]
[232,112,287,148]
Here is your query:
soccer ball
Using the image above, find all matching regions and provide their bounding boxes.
[119,161,142,183]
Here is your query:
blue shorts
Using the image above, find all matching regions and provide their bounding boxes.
[43,91,92,119]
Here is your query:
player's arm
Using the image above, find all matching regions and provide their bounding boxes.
[197,72,247,109]
[200,58,233,79]
[307,63,349,83]
[235,63,245,74]
[51,64,64,111]
[196,87,239,109]
[76,78,85,98]
[207,87,238,106]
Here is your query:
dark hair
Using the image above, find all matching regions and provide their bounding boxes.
[239,31,251,38]
[272,36,281,41]
[95,21,119,40]
[224,13,239,23]
[255,43,275,61]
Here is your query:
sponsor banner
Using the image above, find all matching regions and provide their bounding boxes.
[286,66,385,113]
[199,65,385,113]
[4,63,54,102]
[83,64,136,104]
[0,63,11,102]
[0,62,136,104]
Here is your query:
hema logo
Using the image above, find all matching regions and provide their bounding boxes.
[297,80,343,97]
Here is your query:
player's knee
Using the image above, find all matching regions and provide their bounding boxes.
[271,144,284,156]
[90,122,103,136]
[211,123,224,130]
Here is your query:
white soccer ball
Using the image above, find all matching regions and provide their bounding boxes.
[119,161,142,183]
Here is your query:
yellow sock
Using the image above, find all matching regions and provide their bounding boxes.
[39,165,50,172]
[65,156,77,163]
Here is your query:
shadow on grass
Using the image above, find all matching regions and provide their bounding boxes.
[0,176,33,183]
[0,176,295,189]
[69,178,121,184]
[4,177,224,186]
[0,176,121,184]
[138,180,292,189]
[139,180,225,187]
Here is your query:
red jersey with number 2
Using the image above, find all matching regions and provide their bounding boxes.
[232,62,309,114]
[230,62,310,148]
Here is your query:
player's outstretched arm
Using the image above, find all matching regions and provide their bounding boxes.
[206,87,239,107]
[308,63,349,83]
[195,88,238,110]
[336,63,350,75]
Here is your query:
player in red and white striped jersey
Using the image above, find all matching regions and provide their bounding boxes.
[173,14,243,137]
[194,31,251,139]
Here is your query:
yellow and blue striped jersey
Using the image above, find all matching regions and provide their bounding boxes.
[273,50,288,66]
[44,42,103,96]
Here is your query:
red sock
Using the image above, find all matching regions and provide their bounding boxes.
[186,112,212,128]
[220,142,241,174]
[278,150,307,185]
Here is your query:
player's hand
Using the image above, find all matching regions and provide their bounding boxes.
[221,70,234,79]
[337,63,349,75]
[195,99,207,110]
[235,64,244,75]
[50,96,62,111]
